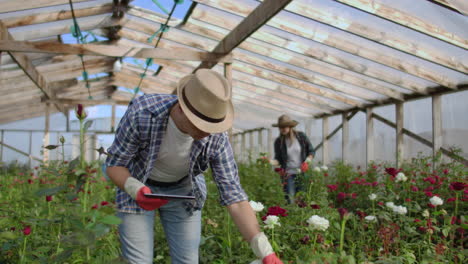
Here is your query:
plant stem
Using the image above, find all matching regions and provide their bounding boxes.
[79,119,85,169]
[56,223,62,255]
[339,219,346,253]
[454,192,459,217]
[20,236,27,263]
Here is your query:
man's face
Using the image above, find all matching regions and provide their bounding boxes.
[186,119,211,140]
[279,126,290,136]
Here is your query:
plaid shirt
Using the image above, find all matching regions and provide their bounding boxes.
[106,94,248,214]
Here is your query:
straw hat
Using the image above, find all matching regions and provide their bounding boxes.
[177,69,234,133]
[272,114,298,128]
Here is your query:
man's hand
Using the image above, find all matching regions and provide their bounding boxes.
[124,177,168,211]
[250,232,283,264]
[269,159,279,166]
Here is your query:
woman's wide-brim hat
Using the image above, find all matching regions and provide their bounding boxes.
[272,114,298,128]
[177,69,234,134]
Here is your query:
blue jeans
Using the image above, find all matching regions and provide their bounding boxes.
[282,174,302,204]
[118,177,201,264]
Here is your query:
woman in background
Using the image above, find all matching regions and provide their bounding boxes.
[271,115,315,204]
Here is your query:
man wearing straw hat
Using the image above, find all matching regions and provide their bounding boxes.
[106,69,282,264]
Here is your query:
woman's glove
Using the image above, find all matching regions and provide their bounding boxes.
[250,232,283,264]
[124,177,168,211]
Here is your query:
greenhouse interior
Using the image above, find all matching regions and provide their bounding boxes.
[0,0,467,263]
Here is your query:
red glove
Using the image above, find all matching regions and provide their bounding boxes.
[263,253,283,264]
[300,162,309,172]
[124,177,168,211]
[135,186,169,211]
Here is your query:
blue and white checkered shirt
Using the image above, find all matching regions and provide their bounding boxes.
[106,94,248,214]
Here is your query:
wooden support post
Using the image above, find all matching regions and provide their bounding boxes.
[249,131,255,157]
[268,128,273,158]
[28,131,32,168]
[0,130,3,163]
[65,108,70,132]
[305,118,312,139]
[241,132,246,163]
[322,117,329,165]
[43,103,50,163]
[111,104,116,132]
[258,129,263,153]
[396,102,404,167]
[432,95,442,165]
[366,108,374,168]
[342,112,349,163]
[224,62,233,142]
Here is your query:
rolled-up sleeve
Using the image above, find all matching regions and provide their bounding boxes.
[106,105,140,168]
[210,135,248,206]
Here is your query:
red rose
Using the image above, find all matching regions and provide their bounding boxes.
[327,184,338,192]
[46,195,53,202]
[100,201,109,206]
[385,167,402,177]
[450,182,466,191]
[265,206,288,217]
[23,226,31,236]
[337,192,347,202]
[310,204,320,209]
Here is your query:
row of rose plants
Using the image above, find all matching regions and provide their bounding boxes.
[0,105,466,263]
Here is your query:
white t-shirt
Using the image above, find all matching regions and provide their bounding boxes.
[285,137,301,174]
[149,117,193,182]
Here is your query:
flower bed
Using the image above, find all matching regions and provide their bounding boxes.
[0,152,466,263]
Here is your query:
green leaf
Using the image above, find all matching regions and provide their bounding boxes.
[442,227,450,237]
[53,249,73,263]
[35,185,66,196]
[0,231,17,240]
[99,215,122,225]
[83,120,93,132]
[44,145,60,150]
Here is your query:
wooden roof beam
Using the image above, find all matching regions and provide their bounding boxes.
[0,40,232,62]
[0,0,91,13]
[192,1,462,89]
[194,0,293,71]
[0,21,65,114]
[429,0,468,15]
[2,3,114,28]
[335,0,467,49]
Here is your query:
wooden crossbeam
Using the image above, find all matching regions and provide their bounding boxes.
[312,111,358,152]
[194,0,292,71]
[0,22,65,114]
[371,112,468,166]
[0,40,232,62]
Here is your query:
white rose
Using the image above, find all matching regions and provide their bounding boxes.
[263,215,281,229]
[321,165,328,171]
[368,194,377,200]
[365,215,377,222]
[422,209,430,218]
[395,172,407,182]
[313,167,321,172]
[307,215,329,231]
[385,202,395,209]
[393,205,407,215]
[249,201,264,212]
[429,196,443,206]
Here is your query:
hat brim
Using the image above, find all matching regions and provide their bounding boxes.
[272,120,299,127]
[177,75,234,134]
